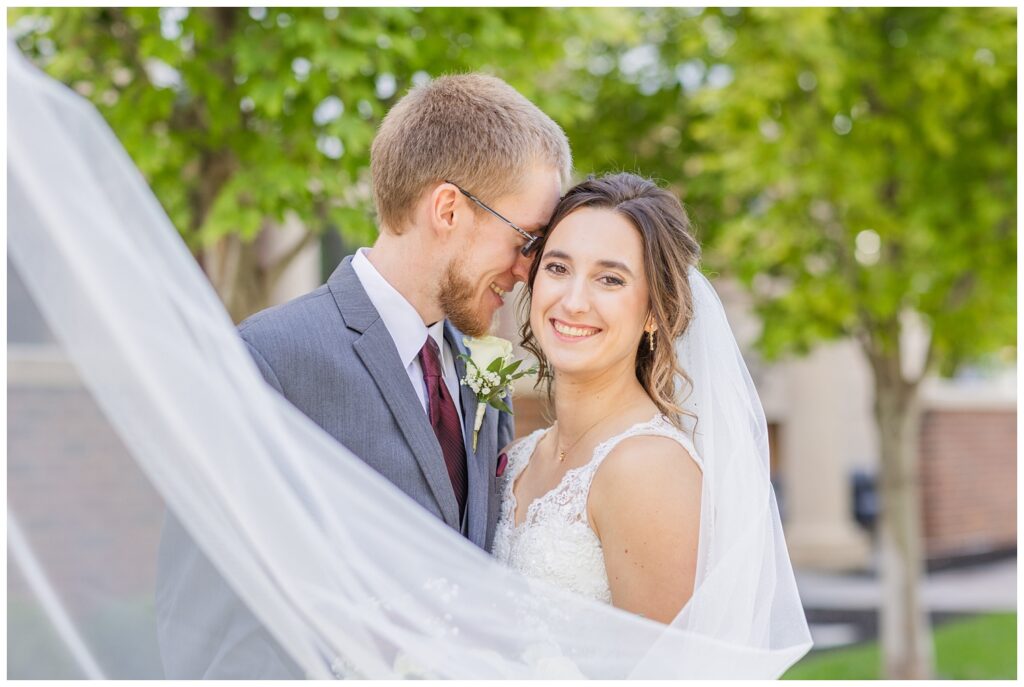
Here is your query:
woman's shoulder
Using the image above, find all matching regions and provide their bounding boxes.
[589,420,703,511]
[596,415,702,473]
[601,433,700,481]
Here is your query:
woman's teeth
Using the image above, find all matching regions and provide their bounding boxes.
[553,321,600,338]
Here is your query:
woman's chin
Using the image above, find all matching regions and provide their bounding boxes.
[547,355,598,379]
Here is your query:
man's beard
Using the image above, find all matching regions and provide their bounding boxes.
[438,255,491,337]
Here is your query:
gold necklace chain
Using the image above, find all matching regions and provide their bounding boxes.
[553,408,622,463]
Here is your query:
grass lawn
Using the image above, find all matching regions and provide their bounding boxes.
[783,612,1016,679]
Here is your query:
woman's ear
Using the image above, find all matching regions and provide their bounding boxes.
[645,312,658,334]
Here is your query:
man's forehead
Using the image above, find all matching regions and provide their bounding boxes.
[495,165,560,225]
[508,199,557,232]
[522,165,562,198]
[530,179,563,226]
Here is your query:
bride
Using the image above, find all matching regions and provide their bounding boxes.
[9,42,811,679]
[494,173,704,623]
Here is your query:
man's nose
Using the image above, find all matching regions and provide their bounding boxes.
[510,250,534,284]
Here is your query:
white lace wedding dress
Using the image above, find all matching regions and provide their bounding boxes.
[492,414,703,604]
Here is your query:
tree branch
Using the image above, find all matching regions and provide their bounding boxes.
[944,271,976,311]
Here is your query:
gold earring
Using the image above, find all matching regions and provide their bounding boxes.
[648,329,655,352]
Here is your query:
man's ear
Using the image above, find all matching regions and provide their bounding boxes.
[428,182,461,240]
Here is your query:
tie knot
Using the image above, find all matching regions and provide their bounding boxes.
[419,336,443,379]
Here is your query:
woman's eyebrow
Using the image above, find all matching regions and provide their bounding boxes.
[541,250,635,278]
[541,249,573,261]
[597,259,634,277]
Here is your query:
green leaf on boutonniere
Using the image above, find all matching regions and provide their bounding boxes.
[490,398,513,415]
[500,359,523,377]
[459,335,537,450]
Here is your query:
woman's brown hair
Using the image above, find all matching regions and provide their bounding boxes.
[518,173,701,428]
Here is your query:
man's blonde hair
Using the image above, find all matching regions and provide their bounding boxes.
[370,73,572,233]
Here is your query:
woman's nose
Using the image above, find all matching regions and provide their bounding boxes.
[560,277,591,314]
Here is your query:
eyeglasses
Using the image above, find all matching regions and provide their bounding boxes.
[445,180,542,257]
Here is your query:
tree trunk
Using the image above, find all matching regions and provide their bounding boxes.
[198,233,272,323]
[198,223,319,323]
[873,375,934,679]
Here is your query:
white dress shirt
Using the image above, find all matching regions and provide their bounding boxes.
[350,249,465,436]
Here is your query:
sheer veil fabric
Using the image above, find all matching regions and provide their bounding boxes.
[7,43,812,678]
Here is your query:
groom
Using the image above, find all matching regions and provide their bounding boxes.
[155,73,571,678]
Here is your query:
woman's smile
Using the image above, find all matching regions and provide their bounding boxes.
[550,318,602,342]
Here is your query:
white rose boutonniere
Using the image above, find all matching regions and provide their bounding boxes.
[459,335,536,451]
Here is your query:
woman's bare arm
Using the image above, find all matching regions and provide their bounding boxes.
[588,435,703,624]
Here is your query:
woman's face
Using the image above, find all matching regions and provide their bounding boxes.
[530,207,651,380]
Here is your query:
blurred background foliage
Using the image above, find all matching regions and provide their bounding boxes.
[9,6,1014,369]
[8,7,1017,679]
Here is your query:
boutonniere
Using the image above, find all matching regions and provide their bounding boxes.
[459,335,536,451]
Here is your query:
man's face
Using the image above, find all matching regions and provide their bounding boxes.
[440,163,562,336]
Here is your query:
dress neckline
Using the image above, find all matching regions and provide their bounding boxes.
[509,413,667,529]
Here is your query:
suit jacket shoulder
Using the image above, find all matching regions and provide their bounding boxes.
[239,285,341,352]
[236,257,377,395]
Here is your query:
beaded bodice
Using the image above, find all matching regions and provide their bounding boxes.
[491,414,700,604]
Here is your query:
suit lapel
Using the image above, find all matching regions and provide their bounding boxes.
[447,329,481,449]
[331,258,461,530]
[446,324,492,547]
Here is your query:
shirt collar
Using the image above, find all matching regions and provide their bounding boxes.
[426,320,449,369]
[351,248,453,373]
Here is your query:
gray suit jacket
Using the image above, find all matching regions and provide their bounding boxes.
[156,256,514,678]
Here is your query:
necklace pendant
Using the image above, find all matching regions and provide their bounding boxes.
[558,450,566,462]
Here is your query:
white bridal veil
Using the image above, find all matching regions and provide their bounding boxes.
[8,43,812,679]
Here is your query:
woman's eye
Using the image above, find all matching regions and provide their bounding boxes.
[600,275,625,287]
[543,262,568,275]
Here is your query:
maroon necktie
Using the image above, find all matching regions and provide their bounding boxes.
[419,337,468,518]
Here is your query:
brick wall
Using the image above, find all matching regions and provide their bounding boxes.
[919,409,1017,558]
[8,385,165,615]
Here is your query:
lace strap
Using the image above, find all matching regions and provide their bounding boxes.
[581,416,703,488]
[504,427,547,482]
